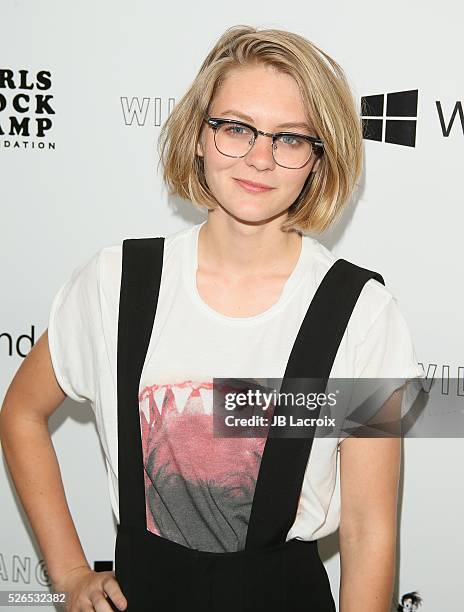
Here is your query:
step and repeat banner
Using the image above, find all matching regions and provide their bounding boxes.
[1,1,462,610]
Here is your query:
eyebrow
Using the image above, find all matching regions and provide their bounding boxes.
[218,109,313,132]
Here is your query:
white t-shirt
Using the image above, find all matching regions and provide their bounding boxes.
[48,221,424,552]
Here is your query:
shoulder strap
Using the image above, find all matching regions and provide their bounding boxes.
[117,237,165,528]
[245,258,385,548]
[286,258,385,380]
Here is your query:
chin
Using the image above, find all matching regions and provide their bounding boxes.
[222,204,286,226]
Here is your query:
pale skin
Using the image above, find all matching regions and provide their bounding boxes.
[0,62,401,611]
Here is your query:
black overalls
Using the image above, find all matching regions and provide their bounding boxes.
[111,236,385,612]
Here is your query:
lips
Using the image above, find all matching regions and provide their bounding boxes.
[234,178,275,193]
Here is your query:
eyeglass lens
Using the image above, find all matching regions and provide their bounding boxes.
[214,122,314,168]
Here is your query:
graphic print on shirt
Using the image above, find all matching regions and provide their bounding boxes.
[139,379,274,553]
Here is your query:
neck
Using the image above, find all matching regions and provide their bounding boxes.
[197,210,302,279]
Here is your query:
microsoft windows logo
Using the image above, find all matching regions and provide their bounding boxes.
[361,89,418,147]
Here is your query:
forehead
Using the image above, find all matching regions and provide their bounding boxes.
[210,64,309,125]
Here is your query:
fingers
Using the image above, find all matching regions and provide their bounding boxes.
[100,575,128,611]
[66,573,128,611]
[79,591,126,611]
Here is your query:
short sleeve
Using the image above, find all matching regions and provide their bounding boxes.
[47,249,104,404]
[353,295,423,380]
[337,296,425,446]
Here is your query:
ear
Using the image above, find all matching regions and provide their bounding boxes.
[312,156,321,173]
[197,132,204,157]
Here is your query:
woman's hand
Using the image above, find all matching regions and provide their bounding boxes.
[54,565,128,611]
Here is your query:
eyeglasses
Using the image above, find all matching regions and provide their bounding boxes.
[203,113,324,169]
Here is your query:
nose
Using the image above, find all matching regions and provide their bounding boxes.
[244,134,276,171]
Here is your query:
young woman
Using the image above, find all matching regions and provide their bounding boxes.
[0,25,423,612]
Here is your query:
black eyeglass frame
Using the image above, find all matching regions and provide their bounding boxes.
[203,114,324,169]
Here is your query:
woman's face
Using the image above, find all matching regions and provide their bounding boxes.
[196,63,321,225]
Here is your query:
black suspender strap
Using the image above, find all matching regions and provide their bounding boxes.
[245,259,385,548]
[117,237,165,529]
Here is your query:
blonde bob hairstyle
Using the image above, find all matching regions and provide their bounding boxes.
[157,25,363,234]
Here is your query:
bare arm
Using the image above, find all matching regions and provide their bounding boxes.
[0,329,91,585]
[338,387,403,612]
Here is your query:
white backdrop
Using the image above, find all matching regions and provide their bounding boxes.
[1,1,463,610]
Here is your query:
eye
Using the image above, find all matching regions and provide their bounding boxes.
[224,124,248,136]
[276,134,305,147]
